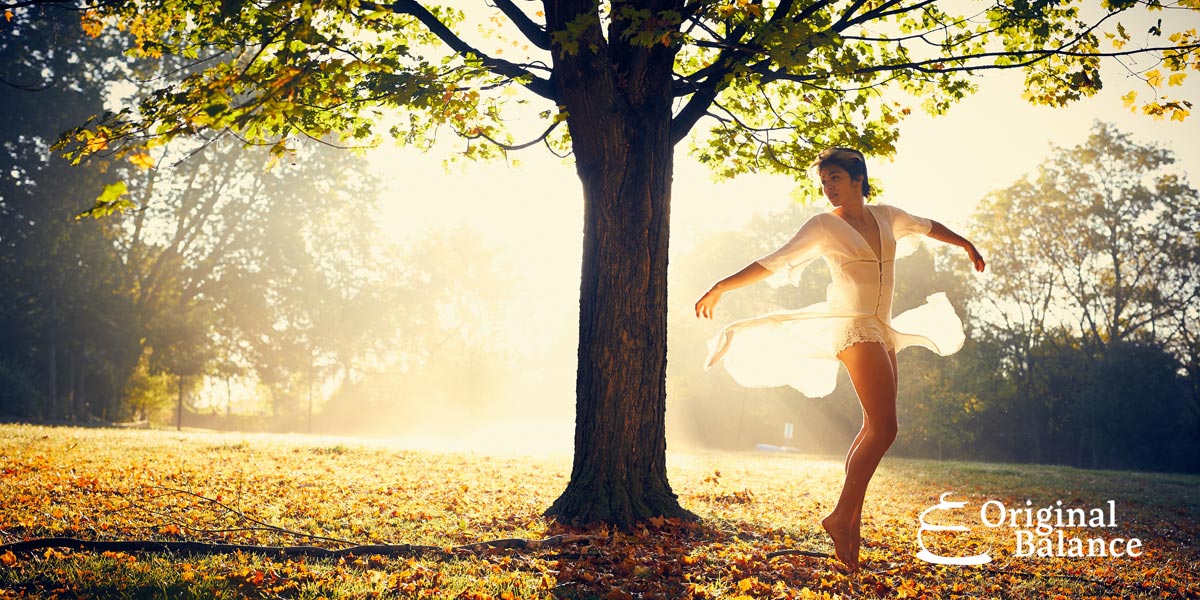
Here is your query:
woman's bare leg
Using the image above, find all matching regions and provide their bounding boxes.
[822,342,898,571]
[844,349,897,467]
[842,350,898,536]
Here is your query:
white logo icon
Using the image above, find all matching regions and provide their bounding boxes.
[915,492,992,566]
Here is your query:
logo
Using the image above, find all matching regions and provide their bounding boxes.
[915,492,1144,564]
[915,492,992,565]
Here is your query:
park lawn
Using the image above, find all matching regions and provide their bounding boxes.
[0,423,1196,599]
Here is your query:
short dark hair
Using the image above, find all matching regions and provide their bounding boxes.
[812,147,870,197]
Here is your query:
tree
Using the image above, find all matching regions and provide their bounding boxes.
[14,0,1200,524]
[0,8,140,422]
[115,138,399,429]
[970,122,1200,470]
[1163,237,1200,462]
[889,244,981,459]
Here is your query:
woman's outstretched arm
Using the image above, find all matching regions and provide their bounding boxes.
[695,262,774,320]
[927,221,986,273]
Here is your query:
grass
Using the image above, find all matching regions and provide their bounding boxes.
[1,423,1197,599]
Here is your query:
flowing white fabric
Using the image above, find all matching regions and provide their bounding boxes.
[704,203,965,398]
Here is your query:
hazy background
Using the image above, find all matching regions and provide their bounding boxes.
[2,8,1197,471]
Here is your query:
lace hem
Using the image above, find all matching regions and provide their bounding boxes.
[834,318,895,355]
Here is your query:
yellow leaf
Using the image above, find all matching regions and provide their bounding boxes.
[737,577,756,592]
[1121,90,1137,108]
[81,10,103,38]
[85,131,109,153]
[0,550,15,566]
[1168,72,1187,87]
[1171,107,1189,121]
[1146,69,1162,87]
[129,152,155,170]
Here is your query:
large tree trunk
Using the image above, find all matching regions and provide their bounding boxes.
[543,0,693,527]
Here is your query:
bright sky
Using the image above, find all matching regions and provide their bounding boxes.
[370,60,1200,335]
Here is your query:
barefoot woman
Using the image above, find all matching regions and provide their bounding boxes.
[694,148,986,571]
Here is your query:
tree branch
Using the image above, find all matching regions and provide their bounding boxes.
[831,0,873,29]
[755,41,1200,85]
[360,0,557,101]
[789,0,837,26]
[460,119,562,152]
[845,0,935,27]
[0,0,76,9]
[491,0,550,50]
[0,74,56,92]
[671,0,817,145]
[839,5,994,46]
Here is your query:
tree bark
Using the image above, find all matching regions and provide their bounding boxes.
[543,0,693,527]
[176,374,184,431]
[67,343,76,422]
[46,338,56,421]
[74,345,85,420]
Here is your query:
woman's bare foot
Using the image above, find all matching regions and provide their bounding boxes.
[821,513,860,572]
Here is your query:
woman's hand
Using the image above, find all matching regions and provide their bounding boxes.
[695,287,723,320]
[927,221,986,273]
[694,263,771,319]
[966,243,986,272]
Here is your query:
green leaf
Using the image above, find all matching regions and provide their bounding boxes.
[97,180,128,204]
[77,181,134,219]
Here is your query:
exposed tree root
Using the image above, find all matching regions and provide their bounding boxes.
[764,548,834,560]
[0,485,591,559]
[0,534,593,559]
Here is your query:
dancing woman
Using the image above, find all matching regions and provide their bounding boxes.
[694,148,986,571]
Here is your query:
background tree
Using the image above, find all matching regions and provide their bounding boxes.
[318,228,523,438]
[1164,237,1200,460]
[12,0,1200,523]
[970,122,1199,471]
[0,8,139,422]
[889,244,981,459]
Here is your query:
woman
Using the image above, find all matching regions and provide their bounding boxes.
[694,148,985,572]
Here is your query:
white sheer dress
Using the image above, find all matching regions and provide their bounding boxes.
[703,203,965,398]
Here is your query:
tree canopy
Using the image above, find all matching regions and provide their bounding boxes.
[23,0,1197,201]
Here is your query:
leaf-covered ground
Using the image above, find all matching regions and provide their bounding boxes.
[1,423,1196,599]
